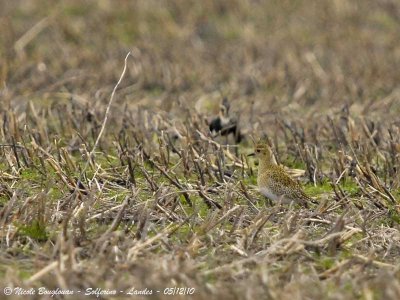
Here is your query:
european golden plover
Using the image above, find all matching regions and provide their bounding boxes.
[249,140,315,207]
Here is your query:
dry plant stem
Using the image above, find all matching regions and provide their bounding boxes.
[76,52,131,191]
[25,255,68,284]
[150,159,193,206]
[14,17,50,56]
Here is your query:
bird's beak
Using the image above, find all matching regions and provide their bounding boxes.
[247,153,255,157]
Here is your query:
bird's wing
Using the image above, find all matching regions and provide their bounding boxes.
[268,166,313,202]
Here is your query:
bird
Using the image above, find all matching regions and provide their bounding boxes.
[208,97,243,143]
[249,140,315,207]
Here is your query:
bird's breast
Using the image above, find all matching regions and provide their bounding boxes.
[259,187,280,202]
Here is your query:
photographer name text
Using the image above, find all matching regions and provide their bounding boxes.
[3,286,196,297]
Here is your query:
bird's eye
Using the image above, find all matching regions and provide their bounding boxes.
[256,149,260,153]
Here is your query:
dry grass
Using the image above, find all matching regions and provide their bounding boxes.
[1,0,400,299]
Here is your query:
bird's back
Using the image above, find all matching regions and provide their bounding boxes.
[258,164,312,206]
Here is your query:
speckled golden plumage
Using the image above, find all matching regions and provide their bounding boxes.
[252,141,313,207]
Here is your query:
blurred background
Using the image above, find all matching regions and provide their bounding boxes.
[1,0,400,129]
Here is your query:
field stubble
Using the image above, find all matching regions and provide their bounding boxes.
[1,0,400,299]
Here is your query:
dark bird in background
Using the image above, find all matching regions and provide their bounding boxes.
[208,97,243,143]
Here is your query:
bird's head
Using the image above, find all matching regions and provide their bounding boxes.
[248,140,277,165]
